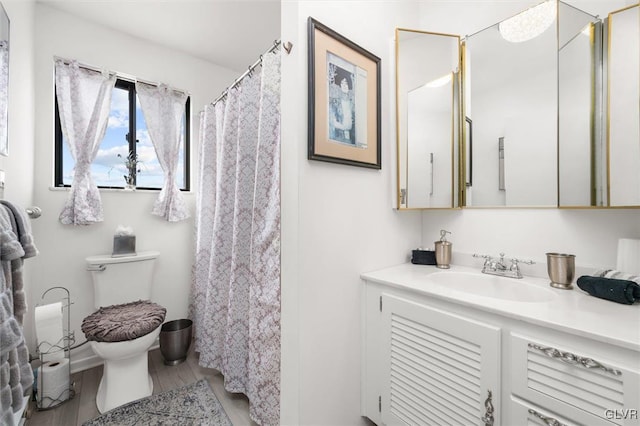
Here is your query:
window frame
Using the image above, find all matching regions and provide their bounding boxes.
[54,77,191,191]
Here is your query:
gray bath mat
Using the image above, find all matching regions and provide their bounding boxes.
[82,379,232,426]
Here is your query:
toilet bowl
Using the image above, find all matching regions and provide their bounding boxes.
[82,251,164,413]
[91,326,161,413]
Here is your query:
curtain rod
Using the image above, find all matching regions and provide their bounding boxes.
[53,55,190,96]
[210,39,282,107]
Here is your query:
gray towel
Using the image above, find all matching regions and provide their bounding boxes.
[0,206,33,423]
[0,207,23,262]
[0,316,21,357]
[1,383,13,426]
[0,290,13,322]
[0,202,38,258]
[0,208,28,323]
[0,229,23,262]
[0,291,22,356]
[7,345,31,415]
[0,359,8,387]
[8,260,25,325]
[16,344,31,392]
[8,352,24,415]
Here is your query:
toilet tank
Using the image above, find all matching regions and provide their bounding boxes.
[86,251,159,309]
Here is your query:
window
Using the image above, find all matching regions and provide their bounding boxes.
[54,78,190,190]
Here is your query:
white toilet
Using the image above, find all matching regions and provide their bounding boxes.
[81,251,165,413]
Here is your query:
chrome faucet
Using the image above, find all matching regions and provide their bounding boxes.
[473,253,535,279]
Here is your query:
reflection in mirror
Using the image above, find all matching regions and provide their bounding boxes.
[558,3,601,206]
[608,5,639,206]
[0,2,8,157]
[464,0,557,207]
[396,29,460,209]
[558,2,639,207]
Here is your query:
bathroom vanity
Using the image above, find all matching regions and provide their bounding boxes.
[361,264,640,426]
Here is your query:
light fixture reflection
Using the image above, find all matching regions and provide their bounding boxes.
[499,0,556,43]
[425,73,452,88]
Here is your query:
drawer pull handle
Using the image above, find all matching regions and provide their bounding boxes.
[528,408,567,426]
[481,390,494,426]
[528,343,621,376]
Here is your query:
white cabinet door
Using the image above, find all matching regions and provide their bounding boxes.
[380,294,501,426]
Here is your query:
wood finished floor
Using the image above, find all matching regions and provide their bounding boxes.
[26,348,258,426]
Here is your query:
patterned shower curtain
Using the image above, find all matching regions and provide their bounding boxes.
[190,50,281,425]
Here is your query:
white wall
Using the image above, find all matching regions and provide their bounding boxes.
[1,0,35,207]
[280,1,423,424]
[27,4,238,370]
[422,208,639,270]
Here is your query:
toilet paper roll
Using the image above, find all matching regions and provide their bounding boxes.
[35,302,65,362]
[617,238,640,275]
[37,358,70,408]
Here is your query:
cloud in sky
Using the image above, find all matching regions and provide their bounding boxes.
[108,89,129,129]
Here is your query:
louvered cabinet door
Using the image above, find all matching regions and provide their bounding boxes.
[380,294,501,426]
[511,333,640,426]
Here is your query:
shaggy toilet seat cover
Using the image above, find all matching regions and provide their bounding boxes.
[82,300,166,343]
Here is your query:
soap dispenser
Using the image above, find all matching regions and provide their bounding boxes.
[435,230,452,269]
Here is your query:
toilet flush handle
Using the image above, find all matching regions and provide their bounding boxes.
[87,264,106,272]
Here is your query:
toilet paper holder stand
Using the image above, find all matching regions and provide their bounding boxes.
[35,286,75,410]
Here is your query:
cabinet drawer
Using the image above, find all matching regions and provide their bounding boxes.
[510,395,581,426]
[511,333,640,426]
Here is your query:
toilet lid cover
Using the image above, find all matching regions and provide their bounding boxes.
[82,300,166,342]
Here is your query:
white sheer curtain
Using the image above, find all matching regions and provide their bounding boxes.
[55,60,116,225]
[191,49,281,425]
[136,83,189,222]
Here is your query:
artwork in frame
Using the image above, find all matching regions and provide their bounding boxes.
[307,17,381,169]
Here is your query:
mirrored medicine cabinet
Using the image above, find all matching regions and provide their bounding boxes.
[396,1,640,210]
[396,29,461,209]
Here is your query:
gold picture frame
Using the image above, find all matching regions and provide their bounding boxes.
[308,17,381,169]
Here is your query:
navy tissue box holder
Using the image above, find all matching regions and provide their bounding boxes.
[412,250,436,265]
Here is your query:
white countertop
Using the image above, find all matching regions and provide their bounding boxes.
[361,263,640,351]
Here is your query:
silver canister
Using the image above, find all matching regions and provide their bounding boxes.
[435,241,452,269]
[546,253,575,289]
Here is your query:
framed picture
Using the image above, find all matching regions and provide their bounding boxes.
[308,17,381,169]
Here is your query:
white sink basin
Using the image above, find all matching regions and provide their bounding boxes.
[428,271,557,303]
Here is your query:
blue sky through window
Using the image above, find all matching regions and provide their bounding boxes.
[62,85,186,189]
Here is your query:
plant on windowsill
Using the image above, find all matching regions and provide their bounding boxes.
[118,151,142,190]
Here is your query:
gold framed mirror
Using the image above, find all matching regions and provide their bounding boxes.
[396,28,461,209]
